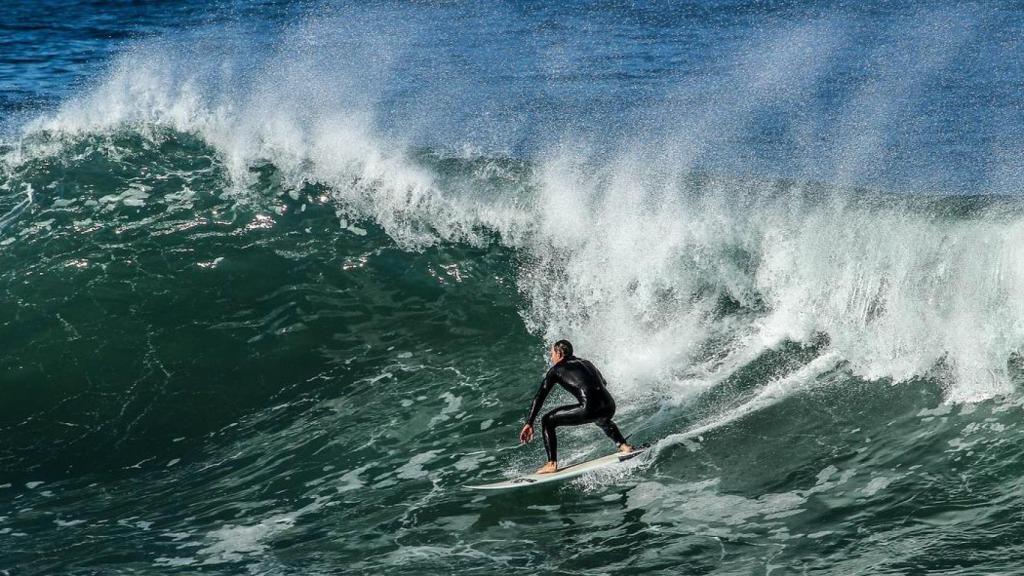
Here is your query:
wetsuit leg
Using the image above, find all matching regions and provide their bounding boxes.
[588,400,627,446]
[540,404,590,462]
[595,417,627,446]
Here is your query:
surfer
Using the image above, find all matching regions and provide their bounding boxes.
[519,340,633,474]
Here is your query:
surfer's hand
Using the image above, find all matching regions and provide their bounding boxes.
[519,424,534,444]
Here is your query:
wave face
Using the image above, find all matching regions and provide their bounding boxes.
[5,1,1024,574]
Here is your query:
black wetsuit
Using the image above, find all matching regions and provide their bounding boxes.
[525,356,627,462]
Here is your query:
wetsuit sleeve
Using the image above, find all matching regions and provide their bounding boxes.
[525,369,558,426]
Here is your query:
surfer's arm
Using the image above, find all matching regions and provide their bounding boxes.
[525,370,557,425]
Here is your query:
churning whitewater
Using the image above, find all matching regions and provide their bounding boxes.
[4,1,1024,574]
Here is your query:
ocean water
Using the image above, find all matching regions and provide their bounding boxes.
[4,1,1024,573]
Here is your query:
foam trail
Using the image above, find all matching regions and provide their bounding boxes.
[652,351,842,454]
[662,327,809,407]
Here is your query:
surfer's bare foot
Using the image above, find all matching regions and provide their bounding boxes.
[618,443,633,454]
[536,461,558,474]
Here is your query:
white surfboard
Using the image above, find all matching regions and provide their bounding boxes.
[465,447,648,490]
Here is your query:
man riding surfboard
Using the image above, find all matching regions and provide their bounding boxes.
[519,340,633,474]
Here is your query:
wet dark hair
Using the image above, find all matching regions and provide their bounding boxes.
[552,339,573,359]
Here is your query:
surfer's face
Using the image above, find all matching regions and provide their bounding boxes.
[550,347,563,365]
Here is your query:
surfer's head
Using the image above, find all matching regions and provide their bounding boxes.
[551,340,573,364]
